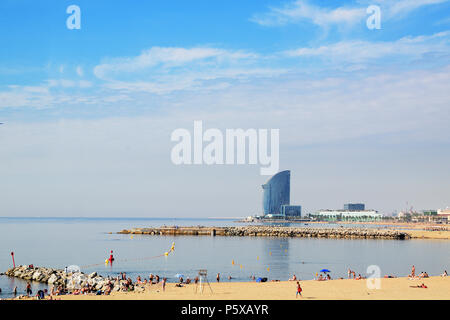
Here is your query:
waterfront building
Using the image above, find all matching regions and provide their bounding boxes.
[344,203,365,211]
[422,210,438,216]
[310,209,383,222]
[281,205,302,218]
[262,170,290,216]
[261,170,302,219]
[438,208,450,215]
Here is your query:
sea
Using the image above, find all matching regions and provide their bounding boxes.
[0,217,449,299]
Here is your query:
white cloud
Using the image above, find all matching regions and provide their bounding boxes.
[46,79,92,88]
[94,47,258,80]
[251,0,365,27]
[285,31,450,64]
[251,0,449,27]
[76,66,84,77]
[93,46,283,94]
[381,0,449,18]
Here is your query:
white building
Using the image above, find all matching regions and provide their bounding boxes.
[438,207,450,215]
[311,210,383,221]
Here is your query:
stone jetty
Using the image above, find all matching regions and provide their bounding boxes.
[118,226,411,240]
[3,265,141,293]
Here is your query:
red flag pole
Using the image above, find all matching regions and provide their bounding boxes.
[11,252,15,268]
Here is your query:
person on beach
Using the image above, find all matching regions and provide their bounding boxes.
[162,277,167,291]
[36,289,45,300]
[26,282,32,297]
[289,274,297,281]
[149,274,154,284]
[296,282,302,298]
[442,270,448,277]
[410,265,416,278]
[216,273,220,282]
[348,268,352,279]
[13,286,17,296]
[410,283,428,288]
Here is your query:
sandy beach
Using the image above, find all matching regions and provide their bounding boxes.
[50,276,450,300]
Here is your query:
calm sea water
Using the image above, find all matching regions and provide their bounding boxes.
[0,217,449,299]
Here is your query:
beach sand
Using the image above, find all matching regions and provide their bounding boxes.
[406,230,450,240]
[54,276,449,300]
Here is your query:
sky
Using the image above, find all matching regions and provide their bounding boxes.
[0,0,450,217]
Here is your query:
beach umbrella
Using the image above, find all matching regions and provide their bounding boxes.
[320,269,331,273]
[174,273,184,278]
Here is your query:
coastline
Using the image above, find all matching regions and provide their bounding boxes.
[11,276,449,300]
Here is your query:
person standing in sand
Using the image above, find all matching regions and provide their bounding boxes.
[296,282,302,298]
[162,277,167,292]
[216,273,220,282]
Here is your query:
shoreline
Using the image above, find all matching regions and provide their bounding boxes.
[9,276,449,300]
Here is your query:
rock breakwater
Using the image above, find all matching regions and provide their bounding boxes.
[3,265,141,293]
[118,226,410,240]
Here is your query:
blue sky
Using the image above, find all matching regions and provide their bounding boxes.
[1,0,450,217]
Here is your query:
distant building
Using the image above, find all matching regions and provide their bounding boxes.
[311,209,382,221]
[281,205,302,218]
[438,208,450,215]
[422,210,438,216]
[262,170,290,216]
[344,203,365,211]
[261,170,302,219]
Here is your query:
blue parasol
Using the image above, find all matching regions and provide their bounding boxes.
[320,269,331,273]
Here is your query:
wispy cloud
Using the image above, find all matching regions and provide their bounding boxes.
[381,0,449,18]
[76,66,84,77]
[284,31,450,65]
[93,46,284,94]
[94,47,258,80]
[250,0,365,27]
[251,0,449,27]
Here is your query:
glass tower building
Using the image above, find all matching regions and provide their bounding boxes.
[344,203,365,211]
[262,170,290,215]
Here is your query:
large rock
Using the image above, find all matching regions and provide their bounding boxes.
[48,273,59,284]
